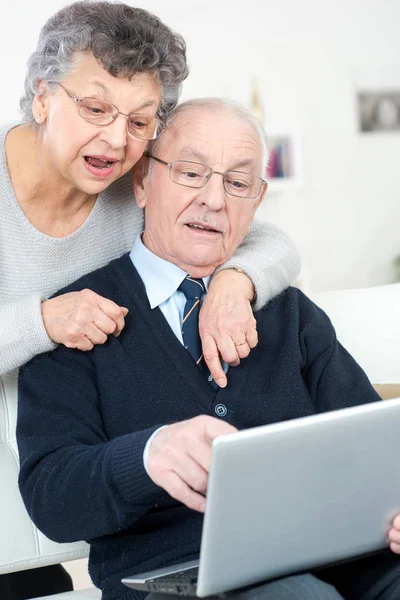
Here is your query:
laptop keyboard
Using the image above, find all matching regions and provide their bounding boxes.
[153,566,199,583]
[147,567,199,595]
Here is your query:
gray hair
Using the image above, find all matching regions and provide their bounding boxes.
[152,97,270,174]
[20,0,188,123]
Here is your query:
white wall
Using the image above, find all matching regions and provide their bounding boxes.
[2,0,400,291]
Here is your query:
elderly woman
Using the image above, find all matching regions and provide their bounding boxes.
[0,1,299,597]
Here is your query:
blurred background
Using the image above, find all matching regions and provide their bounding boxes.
[2,0,400,293]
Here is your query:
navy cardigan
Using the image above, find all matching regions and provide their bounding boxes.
[17,254,380,600]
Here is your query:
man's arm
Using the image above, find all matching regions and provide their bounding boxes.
[17,346,165,544]
[297,291,400,552]
[17,344,237,539]
[215,220,301,311]
[298,289,381,411]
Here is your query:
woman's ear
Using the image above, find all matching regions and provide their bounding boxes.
[132,155,150,208]
[32,80,49,124]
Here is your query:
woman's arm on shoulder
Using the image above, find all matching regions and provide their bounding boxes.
[215,220,301,310]
[199,221,300,387]
[1,288,128,375]
[0,294,56,375]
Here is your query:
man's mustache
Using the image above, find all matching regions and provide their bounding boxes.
[181,214,226,234]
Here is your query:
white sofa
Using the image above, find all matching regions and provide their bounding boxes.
[0,369,98,599]
[0,282,399,599]
[309,282,400,399]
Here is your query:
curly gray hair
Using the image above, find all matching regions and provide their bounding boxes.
[20,0,188,123]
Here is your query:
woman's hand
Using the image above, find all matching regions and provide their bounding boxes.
[199,269,258,388]
[41,289,128,351]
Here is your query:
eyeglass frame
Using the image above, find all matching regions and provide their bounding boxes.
[49,81,163,141]
[145,152,268,200]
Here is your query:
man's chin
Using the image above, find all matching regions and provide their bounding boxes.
[181,252,225,277]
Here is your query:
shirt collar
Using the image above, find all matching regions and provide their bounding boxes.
[129,234,210,309]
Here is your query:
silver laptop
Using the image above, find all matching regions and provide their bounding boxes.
[123,397,400,597]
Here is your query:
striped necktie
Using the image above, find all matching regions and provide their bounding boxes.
[178,276,205,365]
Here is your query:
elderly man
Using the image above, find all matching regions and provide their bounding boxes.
[17,98,400,600]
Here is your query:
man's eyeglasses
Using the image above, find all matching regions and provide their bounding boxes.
[146,153,267,199]
[52,82,162,141]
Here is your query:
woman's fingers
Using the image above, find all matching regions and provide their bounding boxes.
[244,322,258,349]
[233,339,251,360]
[199,269,258,386]
[96,295,129,335]
[41,289,128,350]
[201,334,227,387]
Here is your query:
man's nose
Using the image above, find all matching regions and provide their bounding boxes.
[196,172,227,211]
[99,115,128,149]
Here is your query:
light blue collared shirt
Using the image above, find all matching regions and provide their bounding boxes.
[129,234,210,344]
[130,234,230,473]
[130,234,212,473]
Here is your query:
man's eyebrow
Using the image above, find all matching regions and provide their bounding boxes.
[177,146,209,163]
[177,147,256,172]
[229,158,256,171]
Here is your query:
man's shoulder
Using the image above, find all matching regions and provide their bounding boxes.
[258,285,315,310]
[257,286,333,329]
[52,253,136,299]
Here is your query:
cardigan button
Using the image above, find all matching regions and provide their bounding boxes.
[214,403,228,418]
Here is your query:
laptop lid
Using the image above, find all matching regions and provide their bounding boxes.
[196,398,400,596]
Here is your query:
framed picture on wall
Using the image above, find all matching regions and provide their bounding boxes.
[358,91,400,133]
[353,67,400,134]
[265,133,303,191]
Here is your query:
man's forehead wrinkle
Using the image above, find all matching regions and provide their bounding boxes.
[171,137,217,162]
[221,137,260,167]
[163,115,261,170]
[181,138,216,152]
[177,137,258,157]
[227,135,260,151]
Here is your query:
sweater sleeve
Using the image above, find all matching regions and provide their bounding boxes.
[298,291,381,412]
[215,220,301,311]
[0,293,56,375]
[17,345,165,544]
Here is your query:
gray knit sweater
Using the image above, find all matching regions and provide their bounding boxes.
[0,122,300,375]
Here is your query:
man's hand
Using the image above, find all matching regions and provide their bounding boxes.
[199,269,258,388]
[147,415,237,512]
[41,289,129,350]
[388,514,400,553]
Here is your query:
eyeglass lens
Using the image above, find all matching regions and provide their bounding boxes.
[77,98,158,139]
[170,161,262,198]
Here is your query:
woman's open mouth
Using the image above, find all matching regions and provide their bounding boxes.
[84,155,119,178]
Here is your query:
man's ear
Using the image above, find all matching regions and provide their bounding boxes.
[132,155,150,208]
[253,180,268,213]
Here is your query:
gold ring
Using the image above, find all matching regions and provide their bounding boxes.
[234,341,247,347]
